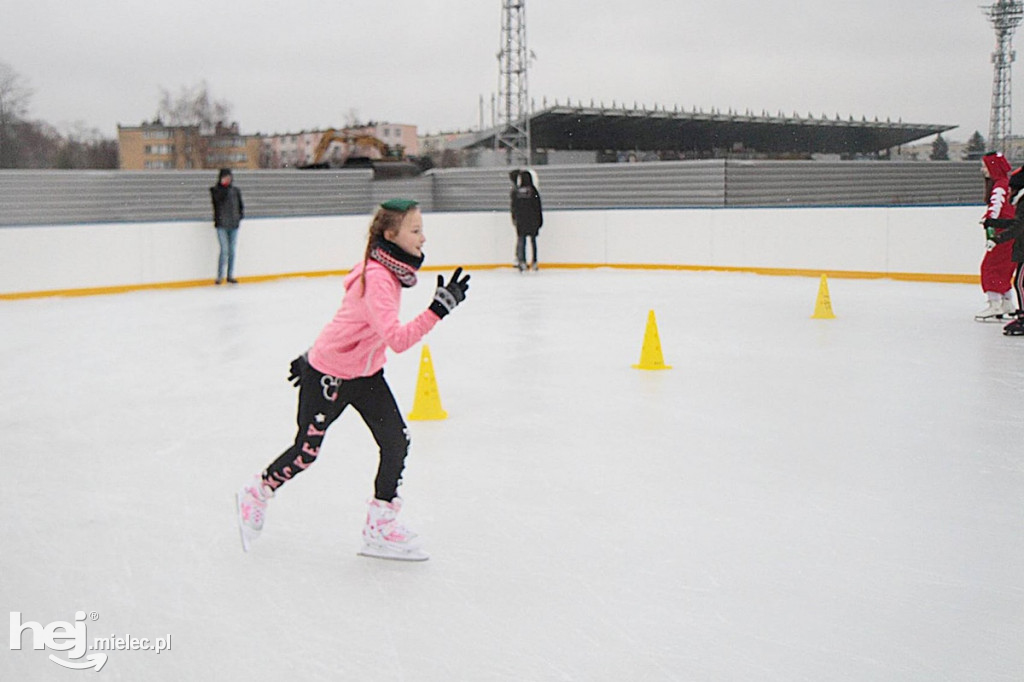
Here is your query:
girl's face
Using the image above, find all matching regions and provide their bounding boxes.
[386,208,425,257]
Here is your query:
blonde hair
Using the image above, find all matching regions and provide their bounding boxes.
[360,207,410,295]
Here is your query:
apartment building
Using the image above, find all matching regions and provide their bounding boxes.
[260,131,323,169]
[369,122,418,157]
[118,121,261,170]
[260,123,419,169]
[117,122,201,169]
[205,122,262,170]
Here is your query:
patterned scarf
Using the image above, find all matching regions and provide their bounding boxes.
[368,238,423,288]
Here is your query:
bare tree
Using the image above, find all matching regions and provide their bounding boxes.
[55,124,118,169]
[156,80,232,133]
[0,61,34,167]
[0,62,115,168]
[344,108,362,128]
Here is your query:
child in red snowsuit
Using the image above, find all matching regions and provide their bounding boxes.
[984,167,1024,334]
[976,152,1018,321]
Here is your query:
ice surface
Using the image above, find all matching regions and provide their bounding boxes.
[1,268,1022,681]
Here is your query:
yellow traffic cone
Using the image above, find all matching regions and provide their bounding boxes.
[632,310,672,370]
[811,274,836,319]
[408,345,448,420]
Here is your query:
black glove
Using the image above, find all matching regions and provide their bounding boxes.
[429,267,471,319]
[984,217,1013,230]
[985,219,1012,244]
[288,353,309,387]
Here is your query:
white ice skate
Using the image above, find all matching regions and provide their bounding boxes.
[358,498,429,562]
[1000,297,1018,318]
[235,475,273,552]
[975,299,1005,322]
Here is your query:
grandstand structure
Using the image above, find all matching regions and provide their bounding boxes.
[462,102,954,161]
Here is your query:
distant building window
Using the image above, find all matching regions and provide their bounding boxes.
[208,152,248,164]
[143,130,172,139]
[210,137,245,148]
[144,144,175,155]
[144,160,174,169]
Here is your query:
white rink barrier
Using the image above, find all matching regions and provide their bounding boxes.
[0,205,985,298]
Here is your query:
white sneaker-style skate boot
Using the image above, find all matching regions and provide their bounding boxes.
[235,475,273,552]
[359,498,428,561]
[975,299,1005,321]
[1001,297,1018,318]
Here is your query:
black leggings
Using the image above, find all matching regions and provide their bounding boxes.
[262,364,409,501]
[1014,261,1024,313]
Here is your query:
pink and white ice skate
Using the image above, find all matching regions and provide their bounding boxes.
[358,497,428,561]
[235,475,272,552]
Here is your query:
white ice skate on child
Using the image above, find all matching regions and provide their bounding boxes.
[235,475,273,552]
[358,498,429,561]
[975,299,1005,321]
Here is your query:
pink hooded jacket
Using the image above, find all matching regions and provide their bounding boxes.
[307,259,440,379]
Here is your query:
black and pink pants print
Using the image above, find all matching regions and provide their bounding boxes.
[1012,261,1024,313]
[262,364,410,502]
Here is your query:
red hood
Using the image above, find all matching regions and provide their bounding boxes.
[983,152,1012,181]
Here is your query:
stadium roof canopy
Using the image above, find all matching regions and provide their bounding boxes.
[464,104,955,157]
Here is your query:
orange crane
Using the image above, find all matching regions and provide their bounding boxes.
[307,129,400,166]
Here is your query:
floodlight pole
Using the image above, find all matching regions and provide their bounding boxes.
[496,0,531,166]
[985,0,1024,157]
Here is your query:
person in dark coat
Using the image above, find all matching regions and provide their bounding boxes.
[510,169,543,272]
[210,168,244,284]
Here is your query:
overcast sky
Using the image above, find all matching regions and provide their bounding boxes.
[0,0,1013,143]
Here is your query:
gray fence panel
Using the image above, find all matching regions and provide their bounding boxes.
[521,161,726,210]
[724,161,980,207]
[426,161,726,212]
[0,169,374,226]
[426,167,520,212]
[0,162,984,227]
[233,170,374,218]
[370,177,435,212]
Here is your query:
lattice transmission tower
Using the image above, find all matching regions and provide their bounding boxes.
[985,0,1024,156]
[496,0,530,165]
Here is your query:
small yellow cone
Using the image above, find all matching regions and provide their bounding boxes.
[811,274,836,319]
[408,345,448,420]
[632,310,672,370]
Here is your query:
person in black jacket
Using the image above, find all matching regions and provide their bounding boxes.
[983,166,1024,335]
[210,168,244,284]
[510,169,543,272]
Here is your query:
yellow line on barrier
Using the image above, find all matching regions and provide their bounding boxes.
[0,263,979,300]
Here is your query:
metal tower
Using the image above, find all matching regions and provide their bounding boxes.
[496,0,530,165]
[985,0,1024,156]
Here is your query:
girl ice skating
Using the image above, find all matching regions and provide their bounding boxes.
[235,199,470,560]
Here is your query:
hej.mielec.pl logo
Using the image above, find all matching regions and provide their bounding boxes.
[10,610,172,672]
